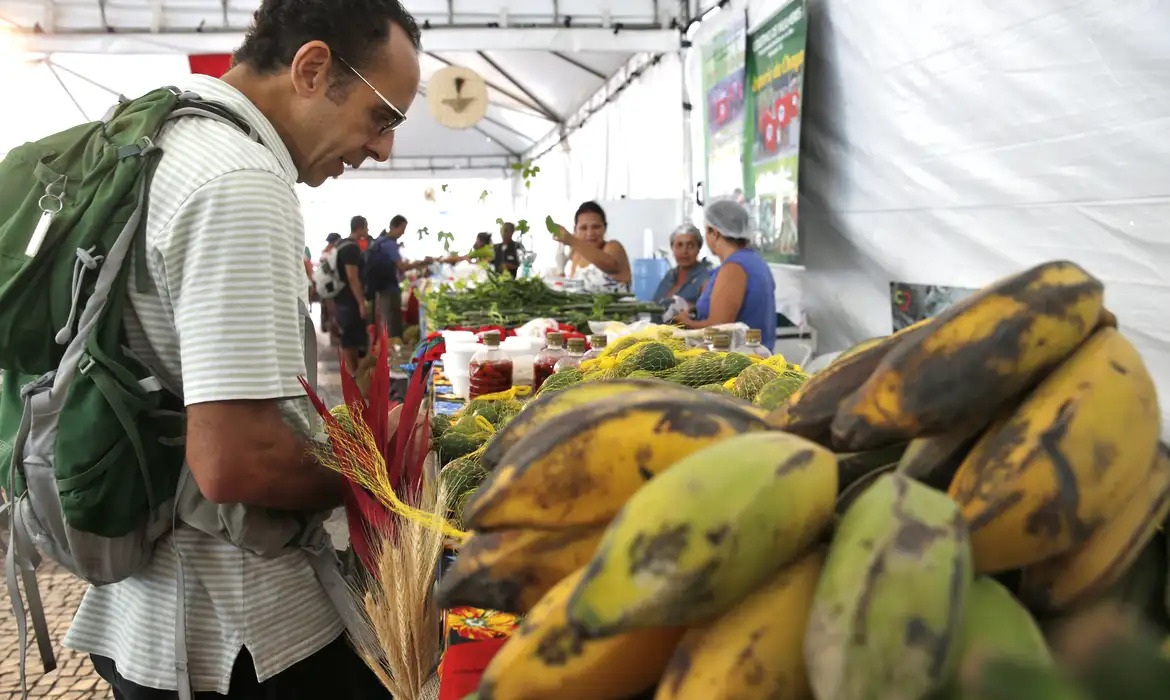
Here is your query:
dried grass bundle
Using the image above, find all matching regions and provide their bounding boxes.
[355,484,448,700]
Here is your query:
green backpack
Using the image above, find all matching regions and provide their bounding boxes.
[0,87,257,687]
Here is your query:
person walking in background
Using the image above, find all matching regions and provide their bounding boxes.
[61,0,423,697]
[319,232,343,341]
[365,214,431,341]
[336,215,372,371]
[494,221,524,277]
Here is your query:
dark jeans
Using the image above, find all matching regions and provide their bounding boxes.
[333,301,369,351]
[91,635,391,699]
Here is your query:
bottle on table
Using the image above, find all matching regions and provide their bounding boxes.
[533,332,566,391]
[469,331,513,398]
[583,334,607,361]
[709,333,732,353]
[555,337,587,373]
[743,329,772,358]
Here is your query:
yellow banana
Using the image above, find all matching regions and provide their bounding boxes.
[948,327,1160,573]
[478,568,683,700]
[805,474,972,700]
[567,432,837,635]
[896,417,988,491]
[833,261,1105,451]
[655,548,823,700]
[479,378,695,470]
[1019,444,1170,613]
[436,526,605,615]
[767,319,933,447]
[464,391,770,531]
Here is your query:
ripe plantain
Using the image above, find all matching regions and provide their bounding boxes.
[479,378,694,470]
[567,432,837,635]
[896,417,989,492]
[833,261,1105,451]
[436,526,605,615]
[948,327,1160,573]
[1018,444,1170,613]
[938,577,1052,700]
[655,548,824,700]
[464,392,770,531]
[767,319,933,447]
[805,473,972,700]
[477,567,683,700]
[837,443,908,493]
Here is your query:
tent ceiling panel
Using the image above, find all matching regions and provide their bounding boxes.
[421,51,550,119]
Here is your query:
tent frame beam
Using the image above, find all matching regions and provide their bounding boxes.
[475,50,562,124]
[424,51,554,122]
[549,51,606,79]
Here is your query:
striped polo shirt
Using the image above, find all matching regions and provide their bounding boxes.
[63,76,344,692]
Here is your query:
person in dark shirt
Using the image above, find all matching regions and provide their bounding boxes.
[493,221,524,278]
[335,215,370,373]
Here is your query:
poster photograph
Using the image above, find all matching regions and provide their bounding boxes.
[890,282,977,331]
[744,0,807,265]
[700,15,748,200]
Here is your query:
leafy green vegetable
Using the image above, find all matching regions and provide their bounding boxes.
[545,215,558,234]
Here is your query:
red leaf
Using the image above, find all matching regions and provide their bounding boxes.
[365,331,391,458]
[338,348,366,414]
[390,362,430,490]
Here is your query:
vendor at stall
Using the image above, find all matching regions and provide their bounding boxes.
[653,224,712,308]
[673,199,776,343]
[444,232,495,264]
[551,201,632,292]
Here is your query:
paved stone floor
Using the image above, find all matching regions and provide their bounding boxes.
[1,325,350,699]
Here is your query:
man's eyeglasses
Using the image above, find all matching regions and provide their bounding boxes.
[335,55,408,134]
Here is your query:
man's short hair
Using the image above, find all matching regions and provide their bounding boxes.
[501,221,516,235]
[234,0,422,79]
[390,214,408,229]
[351,215,368,232]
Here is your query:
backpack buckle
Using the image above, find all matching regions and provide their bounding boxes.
[77,355,96,376]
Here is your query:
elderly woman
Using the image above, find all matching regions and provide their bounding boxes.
[653,224,712,308]
[551,201,632,292]
[674,199,776,343]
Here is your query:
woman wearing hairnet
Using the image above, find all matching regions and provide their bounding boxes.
[674,199,777,344]
[652,224,712,308]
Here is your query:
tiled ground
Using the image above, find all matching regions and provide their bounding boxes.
[1,328,349,699]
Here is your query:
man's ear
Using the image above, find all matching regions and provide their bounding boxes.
[288,41,334,97]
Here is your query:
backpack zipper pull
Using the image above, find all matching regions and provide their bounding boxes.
[26,179,65,258]
[25,211,54,258]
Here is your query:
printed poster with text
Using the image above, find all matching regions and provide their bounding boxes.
[744,0,807,265]
[700,15,748,201]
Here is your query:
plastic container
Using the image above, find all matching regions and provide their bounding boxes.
[446,364,471,400]
[709,334,732,353]
[554,337,587,373]
[469,332,513,399]
[500,343,536,387]
[533,332,566,391]
[633,258,670,302]
[442,330,476,346]
[582,334,607,362]
[442,341,482,377]
[743,329,772,358]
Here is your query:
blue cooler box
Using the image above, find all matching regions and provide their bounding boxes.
[633,258,670,302]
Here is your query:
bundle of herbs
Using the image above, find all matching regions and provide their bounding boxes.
[421,274,659,329]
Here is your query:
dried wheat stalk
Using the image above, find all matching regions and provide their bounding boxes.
[353,485,447,700]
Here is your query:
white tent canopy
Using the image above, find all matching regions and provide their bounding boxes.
[0,0,726,175]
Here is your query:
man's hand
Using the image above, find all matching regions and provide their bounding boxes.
[359,302,369,320]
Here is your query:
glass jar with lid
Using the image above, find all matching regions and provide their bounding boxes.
[743,329,772,358]
[469,331,513,398]
[583,334,607,362]
[554,337,587,373]
[708,333,732,353]
[533,332,566,391]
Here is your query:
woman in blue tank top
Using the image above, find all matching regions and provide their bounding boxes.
[675,199,776,344]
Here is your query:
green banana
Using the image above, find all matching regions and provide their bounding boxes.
[805,473,972,700]
[567,432,838,635]
[896,418,988,491]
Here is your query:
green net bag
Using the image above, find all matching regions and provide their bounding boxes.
[616,341,679,376]
[730,363,783,402]
[659,352,728,387]
[538,367,585,393]
[753,370,810,410]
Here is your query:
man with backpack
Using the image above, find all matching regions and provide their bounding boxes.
[365,214,431,343]
[334,215,373,373]
[0,1,421,698]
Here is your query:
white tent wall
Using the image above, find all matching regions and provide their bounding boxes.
[797,0,1170,432]
[520,51,689,271]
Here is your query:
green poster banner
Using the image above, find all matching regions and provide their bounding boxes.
[744,0,808,264]
[699,15,748,200]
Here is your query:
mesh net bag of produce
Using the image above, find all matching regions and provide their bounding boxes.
[440,445,490,528]
[753,370,810,410]
[655,352,731,387]
[729,362,784,402]
[435,413,494,465]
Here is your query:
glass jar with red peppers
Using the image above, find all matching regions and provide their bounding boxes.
[533,332,566,391]
[469,331,513,398]
[554,337,587,373]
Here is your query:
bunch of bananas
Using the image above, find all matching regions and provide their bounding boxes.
[440,260,1169,700]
